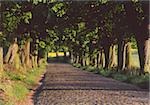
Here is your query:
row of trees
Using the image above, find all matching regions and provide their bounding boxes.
[0,0,149,75]
[0,0,52,73]
[48,1,150,74]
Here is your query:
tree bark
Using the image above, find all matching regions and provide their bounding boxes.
[56,52,58,57]
[4,45,12,63]
[82,51,86,66]
[4,38,19,64]
[12,53,20,69]
[34,55,38,67]
[76,55,79,64]
[0,47,3,73]
[89,55,92,65]
[79,54,83,66]
[96,52,100,68]
[31,55,35,68]
[144,38,150,73]
[20,48,25,68]
[136,39,145,74]
[125,42,132,70]
[99,50,105,68]
[118,40,125,71]
[109,45,116,68]
[24,39,31,68]
[64,52,67,57]
[103,46,110,69]
[122,42,127,70]
[70,51,74,63]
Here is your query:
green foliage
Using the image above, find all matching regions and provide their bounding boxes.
[98,0,108,4]
[112,73,128,82]
[52,2,66,17]
[130,74,149,84]
[3,3,32,34]
[85,66,97,72]
[39,41,46,49]
[131,37,138,49]
[22,12,32,24]
[72,63,81,68]
[99,69,114,77]
[128,74,149,89]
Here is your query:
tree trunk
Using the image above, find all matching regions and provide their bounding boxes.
[109,45,116,68]
[64,52,67,57]
[31,55,35,68]
[96,52,100,68]
[24,39,31,68]
[79,54,83,66]
[4,45,12,63]
[82,52,86,66]
[0,47,3,73]
[122,42,127,70]
[125,42,132,70]
[70,51,74,63]
[99,50,105,68]
[76,55,79,64]
[56,52,58,57]
[73,54,76,63]
[136,39,145,74]
[108,45,113,68]
[20,49,25,68]
[118,40,125,71]
[12,53,20,69]
[103,46,110,69]
[89,55,92,65]
[144,38,150,73]
[34,55,38,67]
[84,57,87,66]
[4,38,19,64]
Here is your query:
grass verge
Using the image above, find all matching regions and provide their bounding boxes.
[0,63,46,105]
[72,63,149,89]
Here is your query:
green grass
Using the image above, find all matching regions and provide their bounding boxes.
[112,73,128,82]
[23,66,45,86]
[0,63,46,105]
[4,70,26,81]
[72,63,149,89]
[72,63,81,68]
[0,81,28,104]
[99,69,115,77]
[5,82,29,101]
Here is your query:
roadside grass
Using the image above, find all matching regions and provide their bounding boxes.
[0,63,46,105]
[72,63,149,89]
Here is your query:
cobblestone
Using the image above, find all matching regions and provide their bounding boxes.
[34,63,149,105]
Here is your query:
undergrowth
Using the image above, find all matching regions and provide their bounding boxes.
[72,63,149,89]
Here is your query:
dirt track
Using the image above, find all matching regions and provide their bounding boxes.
[34,63,149,105]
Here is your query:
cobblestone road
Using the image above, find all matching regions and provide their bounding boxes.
[34,63,149,105]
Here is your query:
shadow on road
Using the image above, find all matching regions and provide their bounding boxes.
[33,63,149,105]
[47,56,70,63]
